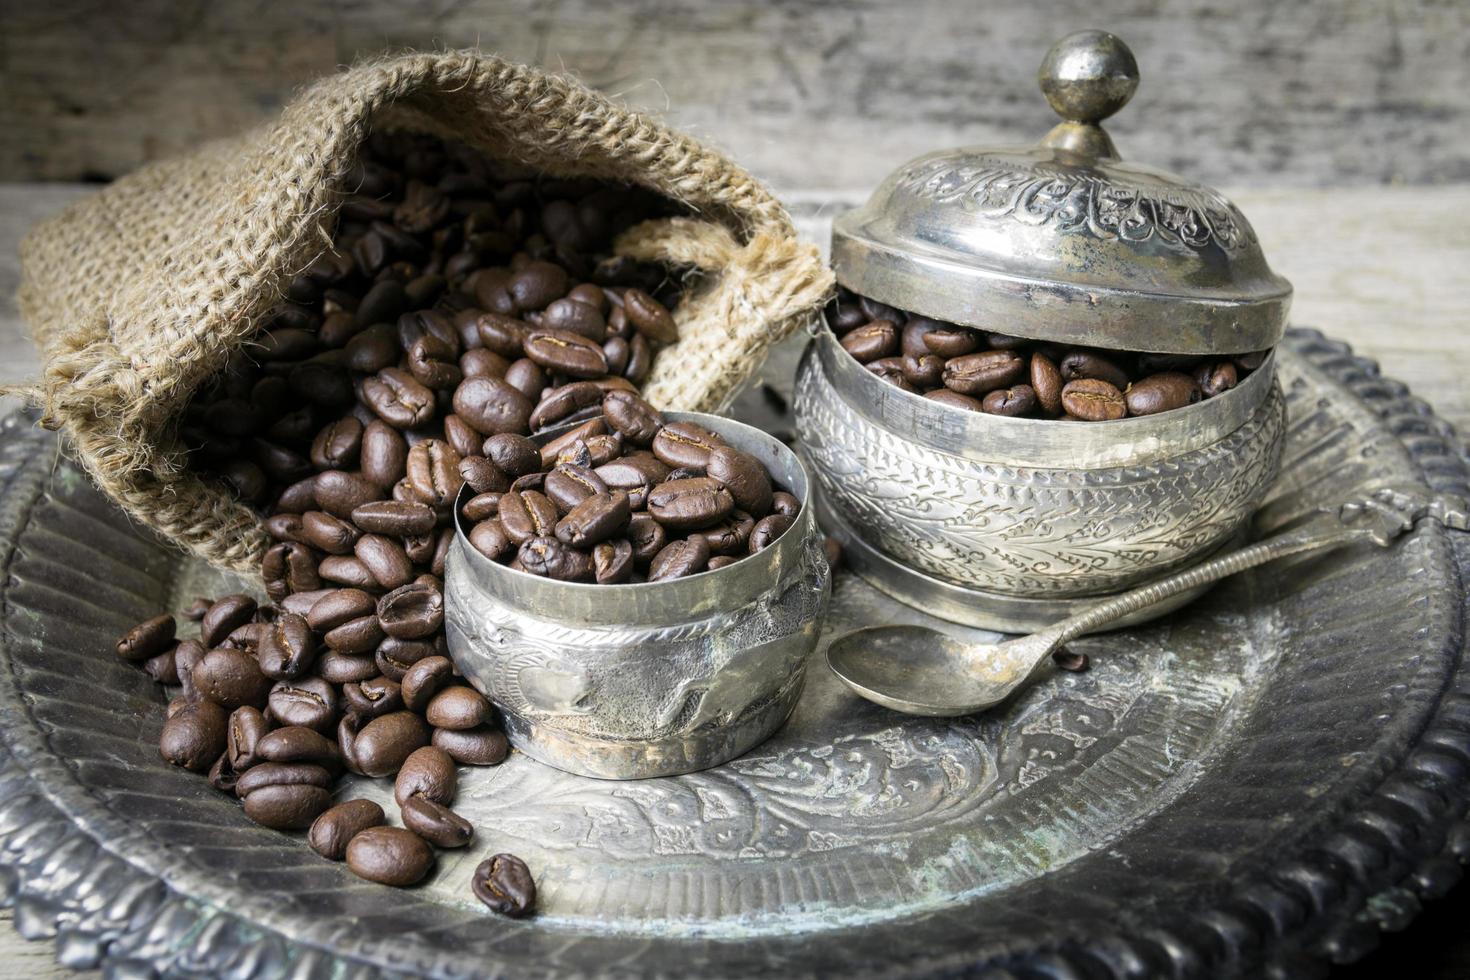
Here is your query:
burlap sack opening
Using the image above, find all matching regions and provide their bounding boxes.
[14,52,832,574]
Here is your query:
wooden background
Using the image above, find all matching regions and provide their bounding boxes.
[3,0,1469,191]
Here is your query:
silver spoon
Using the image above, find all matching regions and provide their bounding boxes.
[828,487,1468,717]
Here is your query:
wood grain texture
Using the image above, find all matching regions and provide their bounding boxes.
[2,0,1469,188]
[0,180,1466,974]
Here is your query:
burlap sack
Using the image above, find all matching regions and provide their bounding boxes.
[14,52,832,574]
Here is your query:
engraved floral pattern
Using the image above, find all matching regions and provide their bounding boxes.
[895,153,1253,252]
[795,356,1286,596]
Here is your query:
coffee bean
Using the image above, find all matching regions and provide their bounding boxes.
[257,611,317,680]
[257,725,341,768]
[452,377,533,436]
[310,417,363,471]
[924,388,984,411]
[942,350,1026,396]
[468,519,513,561]
[902,352,946,389]
[355,534,415,590]
[200,595,257,648]
[524,329,609,378]
[472,854,536,917]
[508,261,569,311]
[503,357,547,401]
[142,645,179,684]
[242,782,334,831]
[235,761,334,797]
[626,511,668,566]
[541,297,605,340]
[404,439,464,507]
[1125,372,1202,416]
[394,745,457,805]
[529,380,602,431]
[981,384,1039,417]
[159,700,228,772]
[299,510,361,555]
[309,799,385,861]
[1194,360,1239,398]
[318,650,380,684]
[192,648,272,709]
[314,470,384,519]
[117,614,176,662]
[499,490,559,544]
[347,826,434,887]
[182,597,213,621]
[304,588,374,632]
[425,685,492,731]
[651,421,725,470]
[555,491,630,547]
[620,288,677,344]
[648,537,711,581]
[698,512,756,556]
[400,795,475,848]
[517,536,594,581]
[1060,378,1127,421]
[267,678,339,733]
[840,320,899,363]
[401,655,455,712]
[648,477,734,531]
[262,540,323,600]
[749,513,794,553]
[432,724,510,765]
[543,463,607,511]
[352,711,431,776]
[343,675,404,720]
[1030,352,1063,415]
[923,327,983,358]
[1060,351,1131,391]
[360,420,409,488]
[362,368,436,429]
[377,582,444,639]
[705,446,773,518]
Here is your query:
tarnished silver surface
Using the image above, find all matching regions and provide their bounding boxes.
[830,31,1293,354]
[828,484,1470,715]
[445,413,831,780]
[795,327,1286,605]
[1,331,1469,978]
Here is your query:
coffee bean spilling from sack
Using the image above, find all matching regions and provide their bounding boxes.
[463,391,799,582]
[116,129,713,913]
[826,286,1268,420]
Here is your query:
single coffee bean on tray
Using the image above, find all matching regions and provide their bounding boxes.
[826,284,1266,419]
[472,853,537,917]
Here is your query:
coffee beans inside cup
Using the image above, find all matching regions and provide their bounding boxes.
[114,128,706,914]
[462,392,800,583]
[826,285,1269,420]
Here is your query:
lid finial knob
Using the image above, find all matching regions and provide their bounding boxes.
[1037,30,1139,160]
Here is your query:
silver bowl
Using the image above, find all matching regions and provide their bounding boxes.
[794,327,1285,627]
[444,412,831,780]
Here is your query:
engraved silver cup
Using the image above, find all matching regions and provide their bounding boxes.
[445,413,831,780]
[795,328,1286,630]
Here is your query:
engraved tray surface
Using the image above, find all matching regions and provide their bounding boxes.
[1,330,1468,978]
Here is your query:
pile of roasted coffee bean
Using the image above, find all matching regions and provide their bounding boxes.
[462,391,799,582]
[111,130,703,914]
[827,286,1268,420]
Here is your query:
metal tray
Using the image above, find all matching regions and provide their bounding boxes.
[1,329,1468,979]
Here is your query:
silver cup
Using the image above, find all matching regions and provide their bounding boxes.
[444,413,831,780]
[795,328,1286,630]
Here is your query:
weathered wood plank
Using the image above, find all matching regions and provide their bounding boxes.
[2,0,1468,189]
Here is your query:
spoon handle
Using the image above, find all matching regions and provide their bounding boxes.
[1042,515,1372,651]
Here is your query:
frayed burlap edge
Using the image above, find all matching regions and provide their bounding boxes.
[12,51,833,574]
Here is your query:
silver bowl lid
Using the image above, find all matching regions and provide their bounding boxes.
[830,30,1293,355]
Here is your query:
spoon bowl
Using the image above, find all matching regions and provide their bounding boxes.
[826,626,1019,716]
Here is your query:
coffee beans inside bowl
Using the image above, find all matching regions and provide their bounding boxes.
[827,286,1269,420]
[111,128,708,914]
[462,393,800,583]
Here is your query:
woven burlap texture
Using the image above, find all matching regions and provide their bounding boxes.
[14,51,833,574]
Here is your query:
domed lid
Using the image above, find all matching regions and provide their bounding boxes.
[830,31,1292,355]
